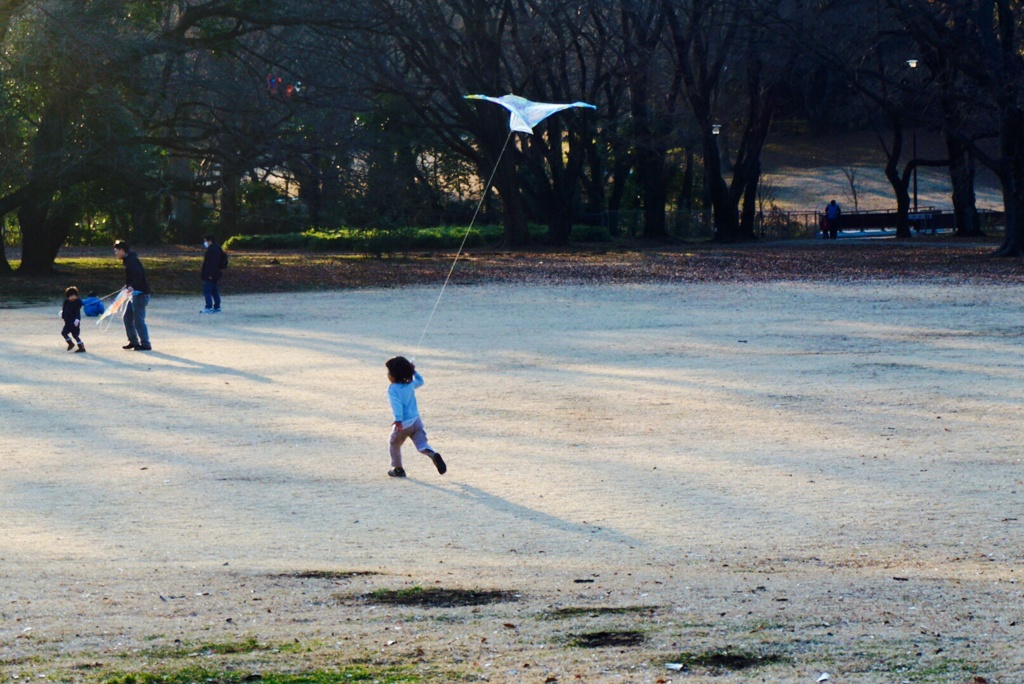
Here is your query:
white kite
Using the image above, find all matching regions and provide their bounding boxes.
[415,94,597,348]
[96,288,131,330]
[465,93,596,134]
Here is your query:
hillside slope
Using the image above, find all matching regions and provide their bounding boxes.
[755,129,1002,212]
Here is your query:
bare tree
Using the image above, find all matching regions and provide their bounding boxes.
[0,0,362,273]
[884,1,1013,248]
[841,167,860,212]
[350,0,610,247]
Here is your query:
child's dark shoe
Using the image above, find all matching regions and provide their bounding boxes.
[75,344,86,353]
[388,467,406,478]
[66,339,75,351]
[429,451,446,475]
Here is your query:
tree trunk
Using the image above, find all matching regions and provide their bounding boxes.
[543,145,575,246]
[320,155,344,225]
[220,168,241,237]
[540,120,576,246]
[678,149,695,210]
[294,153,324,226]
[993,106,1024,257]
[546,209,573,246]
[16,196,68,274]
[0,221,10,274]
[17,92,73,273]
[131,193,162,244]
[946,134,981,236]
[992,169,1023,257]
[939,78,982,237]
[582,136,607,219]
[882,118,913,239]
[739,160,760,240]
[705,131,739,242]
[166,156,198,243]
[893,184,912,238]
[884,154,913,239]
[637,148,667,239]
[728,51,779,243]
[492,144,529,248]
[500,185,530,248]
[606,154,631,237]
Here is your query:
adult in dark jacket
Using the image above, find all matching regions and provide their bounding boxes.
[824,200,842,240]
[200,234,226,313]
[113,240,152,351]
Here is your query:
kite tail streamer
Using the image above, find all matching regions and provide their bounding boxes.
[416,129,514,348]
[96,288,131,332]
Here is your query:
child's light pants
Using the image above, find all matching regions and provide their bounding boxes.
[389,417,433,468]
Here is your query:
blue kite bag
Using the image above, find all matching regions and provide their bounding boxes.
[82,296,105,317]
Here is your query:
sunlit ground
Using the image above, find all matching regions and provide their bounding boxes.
[1,282,1022,681]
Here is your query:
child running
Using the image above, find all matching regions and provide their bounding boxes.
[60,286,86,353]
[386,356,445,478]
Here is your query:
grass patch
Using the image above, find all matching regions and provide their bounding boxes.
[362,586,519,608]
[667,648,790,671]
[568,630,646,648]
[855,651,979,681]
[201,637,264,655]
[272,570,381,580]
[542,605,657,620]
[142,637,268,659]
[5,242,1020,309]
[223,224,610,255]
[102,665,419,684]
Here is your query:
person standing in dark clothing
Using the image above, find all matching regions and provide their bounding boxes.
[825,200,842,240]
[200,234,226,314]
[113,240,152,351]
[60,286,86,353]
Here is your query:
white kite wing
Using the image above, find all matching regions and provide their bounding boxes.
[465,93,596,134]
[96,288,131,330]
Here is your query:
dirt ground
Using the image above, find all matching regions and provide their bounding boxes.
[2,277,1023,683]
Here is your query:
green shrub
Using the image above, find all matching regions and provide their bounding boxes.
[571,224,612,242]
[222,222,603,254]
[224,233,311,250]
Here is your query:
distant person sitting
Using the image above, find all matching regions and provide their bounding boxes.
[81,291,105,317]
[825,200,842,240]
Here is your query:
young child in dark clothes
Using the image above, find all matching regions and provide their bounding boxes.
[61,286,86,353]
[386,356,445,478]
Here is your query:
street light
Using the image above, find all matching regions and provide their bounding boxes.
[707,124,722,234]
[907,59,919,213]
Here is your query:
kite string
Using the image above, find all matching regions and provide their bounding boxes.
[98,287,123,301]
[416,129,514,349]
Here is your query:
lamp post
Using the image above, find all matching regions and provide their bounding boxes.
[906,59,919,213]
[707,124,721,235]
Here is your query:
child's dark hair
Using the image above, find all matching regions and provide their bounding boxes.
[386,356,415,384]
[65,286,79,298]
